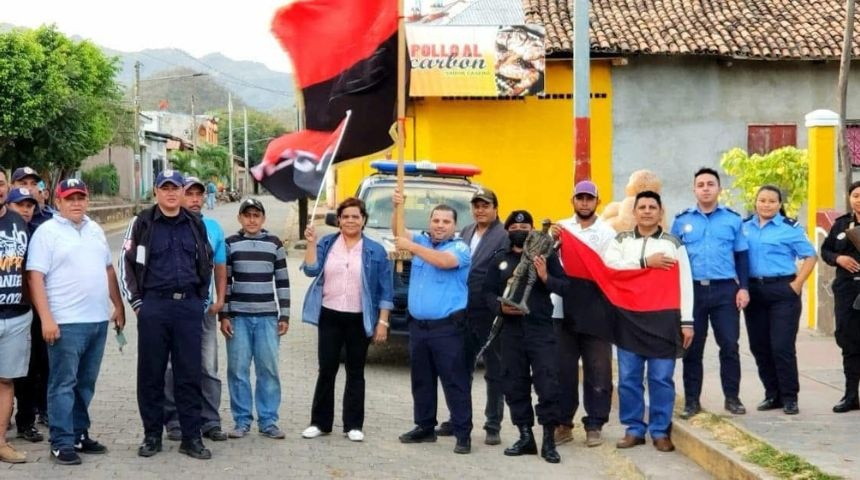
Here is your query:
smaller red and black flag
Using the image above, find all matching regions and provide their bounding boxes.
[252,113,349,202]
[556,229,683,358]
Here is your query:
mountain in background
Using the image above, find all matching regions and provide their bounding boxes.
[1,23,296,115]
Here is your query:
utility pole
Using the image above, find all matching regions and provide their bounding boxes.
[243,107,249,195]
[838,0,857,209]
[573,0,591,183]
[228,93,234,190]
[190,94,197,152]
[133,61,142,208]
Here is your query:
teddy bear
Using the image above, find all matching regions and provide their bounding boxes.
[600,169,663,232]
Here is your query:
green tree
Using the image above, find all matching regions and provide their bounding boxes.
[169,150,199,177]
[168,144,230,183]
[0,26,124,180]
[214,107,289,169]
[719,146,809,217]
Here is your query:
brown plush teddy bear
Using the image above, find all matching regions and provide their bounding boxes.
[600,169,663,232]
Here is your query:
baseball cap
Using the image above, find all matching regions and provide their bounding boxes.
[7,187,37,205]
[504,209,534,229]
[156,169,185,188]
[55,178,89,198]
[184,175,205,190]
[574,180,599,197]
[11,166,41,183]
[471,188,498,206]
[239,198,265,215]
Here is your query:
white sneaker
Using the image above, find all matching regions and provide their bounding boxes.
[301,426,326,439]
[346,429,364,442]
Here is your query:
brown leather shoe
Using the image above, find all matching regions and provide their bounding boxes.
[554,425,573,445]
[615,434,645,449]
[653,437,675,452]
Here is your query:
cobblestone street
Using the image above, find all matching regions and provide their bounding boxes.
[1,197,710,479]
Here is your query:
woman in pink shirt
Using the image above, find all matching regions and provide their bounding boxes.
[300,198,394,442]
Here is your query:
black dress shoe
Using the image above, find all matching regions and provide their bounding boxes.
[435,421,454,437]
[178,437,212,460]
[504,425,537,456]
[679,401,701,419]
[832,396,860,413]
[756,397,783,411]
[203,426,228,441]
[399,426,437,443]
[16,424,44,442]
[782,400,799,415]
[724,397,747,415]
[137,436,162,458]
[453,436,471,454]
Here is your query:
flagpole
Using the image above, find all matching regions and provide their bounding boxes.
[309,110,352,220]
[394,0,407,271]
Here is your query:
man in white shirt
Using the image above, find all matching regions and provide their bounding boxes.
[603,191,693,453]
[550,181,617,447]
[27,179,125,465]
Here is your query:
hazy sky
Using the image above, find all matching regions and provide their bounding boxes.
[4,0,294,72]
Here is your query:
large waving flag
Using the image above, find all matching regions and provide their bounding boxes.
[555,229,683,359]
[258,0,398,201]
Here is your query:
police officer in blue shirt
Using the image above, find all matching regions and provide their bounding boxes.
[391,191,473,454]
[743,186,816,415]
[671,168,750,418]
[119,170,214,460]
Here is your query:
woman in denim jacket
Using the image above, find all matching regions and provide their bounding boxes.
[300,198,394,442]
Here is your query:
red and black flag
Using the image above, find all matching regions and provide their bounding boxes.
[259,0,398,201]
[555,229,684,359]
[252,114,349,202]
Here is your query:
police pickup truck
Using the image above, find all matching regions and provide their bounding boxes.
[326,161,483,336]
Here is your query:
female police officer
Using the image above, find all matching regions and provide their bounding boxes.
[486,210,563,464]
[822,180,860,413]
[743,186,816,415]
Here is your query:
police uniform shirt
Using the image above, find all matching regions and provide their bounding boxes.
[143,211,201,292]
[407,232,471,320]
[743,214,815,278]
[671,205,748,281]
[822,213,860,279]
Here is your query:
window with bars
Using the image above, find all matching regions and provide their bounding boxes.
[845,122,860,168]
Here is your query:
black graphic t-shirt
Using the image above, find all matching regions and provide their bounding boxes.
[0,209,28,305]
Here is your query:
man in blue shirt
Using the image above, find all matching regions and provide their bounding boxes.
[162,176,228,442]
[671,168,750,418]
[392,191,473,454]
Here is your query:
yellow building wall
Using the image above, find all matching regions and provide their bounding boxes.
[334,60,613,222]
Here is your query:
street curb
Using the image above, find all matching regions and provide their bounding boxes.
[672,415,774,480]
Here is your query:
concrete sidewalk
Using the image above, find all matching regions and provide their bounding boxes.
[674,319,859,479]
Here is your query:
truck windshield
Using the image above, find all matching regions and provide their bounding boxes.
[363,185,476,230]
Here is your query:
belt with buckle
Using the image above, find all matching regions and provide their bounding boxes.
[750,275,795,284]
[146,290,197,300]
[693,278,735,286]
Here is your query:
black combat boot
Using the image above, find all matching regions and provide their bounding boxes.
[833,376,860,413]
[503,425,537,456]
[541,425,561,464]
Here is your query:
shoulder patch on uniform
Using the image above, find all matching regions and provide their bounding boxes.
[660,232,682,248]
[743,214,755,223]
[615,231,635,241]
[784,217,799,227]
[674,207,696,218]
[724,206,742,217]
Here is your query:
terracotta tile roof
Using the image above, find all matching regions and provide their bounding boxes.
[523,0,860,60]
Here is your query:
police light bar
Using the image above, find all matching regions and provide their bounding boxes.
[370,161,481,177]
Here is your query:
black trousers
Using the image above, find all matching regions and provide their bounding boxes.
[310,307,370,433]
[137,295,204,441]
[833,278,860,385]
[745,280,802,401]
[555,319,612,431]
[502,316,560,427]
[464,309,505,433]
[684,280,741,402]
[409,314,472,440]
[14,312,48,429]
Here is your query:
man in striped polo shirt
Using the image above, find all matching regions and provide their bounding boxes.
[219,198,290,440]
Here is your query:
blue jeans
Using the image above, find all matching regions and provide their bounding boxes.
[617,347,676,440]
[226,315,281,430]
[206,193,215,210]
[47,321,108,449]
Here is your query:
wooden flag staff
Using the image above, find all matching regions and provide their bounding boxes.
[393,0,409,271]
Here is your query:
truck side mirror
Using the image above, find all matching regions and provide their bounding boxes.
[325,212,338,227]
